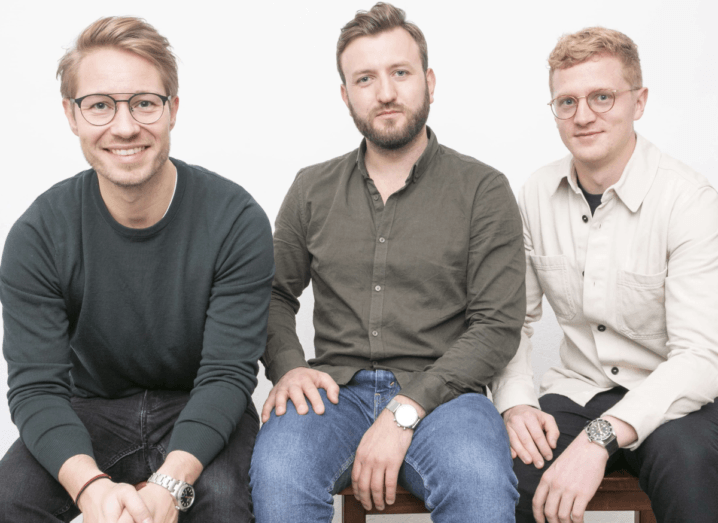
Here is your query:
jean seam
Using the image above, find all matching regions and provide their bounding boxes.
[51,498,75,518]
[140,390,151,471]
[97,444,145,471]
[403,454,433,510]
[328,452,356,494]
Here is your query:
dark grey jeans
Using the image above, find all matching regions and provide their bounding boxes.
[0,390,258,522]
[514,388,718,523]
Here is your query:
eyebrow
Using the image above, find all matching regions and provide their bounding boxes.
[351,61,414,79]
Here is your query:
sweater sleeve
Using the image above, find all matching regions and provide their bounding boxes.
[1,208,96,478]
[167,197,274,466]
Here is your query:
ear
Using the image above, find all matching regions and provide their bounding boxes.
[340,83,349,110]
[62,99,79,136]
[426,68,436,104]
[168,96,180,130]
[633,87,648,121]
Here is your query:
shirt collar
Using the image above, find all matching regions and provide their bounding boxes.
[355,126,440,183]
[550,133,661,213]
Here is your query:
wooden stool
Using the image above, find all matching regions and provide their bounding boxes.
[340,470,656,522]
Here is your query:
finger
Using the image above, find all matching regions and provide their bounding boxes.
[354,463,373,510]
[370,469,386,511]
[507,426,531,465]
[525,417,554,462]
[384,465,400,506]
[261,389,277,422]
[302,383,327,415]
[287,385,310,415]
[532,480,550,523]
[515,422,546,468]
[318,374,340,404]
[117,509,135,523]
[570,493,589,523]
[543,415,560,449]
[542,488,561,523]
[557,492,575,523]
[274,387,289,416]
[117,488,153,523]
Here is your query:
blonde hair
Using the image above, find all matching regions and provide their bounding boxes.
[336,2,427,85]
[548,27,642,92]
[57,16,178,99]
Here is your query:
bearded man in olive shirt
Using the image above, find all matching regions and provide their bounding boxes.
[249,4,525,522]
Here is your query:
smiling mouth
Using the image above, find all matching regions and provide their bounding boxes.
[109,147,147,156]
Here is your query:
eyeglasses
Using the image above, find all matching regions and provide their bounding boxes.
[70,93,171,126]
[548,88,640,120]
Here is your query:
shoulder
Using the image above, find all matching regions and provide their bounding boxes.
[655,150,714,194]
[433,143,508,185]
[521,155,571,199]
[293,149,357,189]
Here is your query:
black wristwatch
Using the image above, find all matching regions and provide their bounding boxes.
[585,418,619,457]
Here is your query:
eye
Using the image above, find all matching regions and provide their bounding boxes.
[357,76,370,84]
[394,70,408,77]
[557,96,575,107]
[91,102,108,110]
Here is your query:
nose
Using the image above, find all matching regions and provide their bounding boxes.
[376,75,397,104]
[110,101,141,138]
[573,97,597,126]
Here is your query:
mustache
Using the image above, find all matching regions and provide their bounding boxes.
[373,104,404,115]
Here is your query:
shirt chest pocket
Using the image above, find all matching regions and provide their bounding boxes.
[616,268,668,340]
[529,254,577,320]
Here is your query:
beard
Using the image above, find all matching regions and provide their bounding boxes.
[349,83,430,151]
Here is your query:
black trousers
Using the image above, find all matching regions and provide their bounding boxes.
[0,390,258,522]
[515,388,718,523]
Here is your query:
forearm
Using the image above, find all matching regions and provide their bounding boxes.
[58,454,106,503]
[157,451,203,485]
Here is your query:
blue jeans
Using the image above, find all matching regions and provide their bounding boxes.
[0,390,258,522]
[250,370,518,522]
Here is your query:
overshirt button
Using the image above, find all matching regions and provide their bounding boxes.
[372,330,379,337]
[611,367,619,375]
[598,324,606,332]
[375,285,381,291]
[582,215,589,223]
[372,360,378,367]
[373,195,379,201]
[379,237,386,243]
[582,271,585,276]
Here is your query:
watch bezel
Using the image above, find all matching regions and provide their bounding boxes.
[394,403,420,428]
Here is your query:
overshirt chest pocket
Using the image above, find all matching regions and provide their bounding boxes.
[616,268,668,340]
[529,254,577,320]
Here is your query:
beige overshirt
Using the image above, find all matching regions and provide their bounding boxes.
[491,134,718,449]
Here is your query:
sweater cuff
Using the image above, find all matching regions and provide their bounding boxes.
[266,351,310,384]
[396,373,455,415]
[167,421,227,469]
[38,429,95,480]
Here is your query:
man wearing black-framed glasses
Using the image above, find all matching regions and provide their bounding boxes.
[491,27,718,523]
[0,16,272,523]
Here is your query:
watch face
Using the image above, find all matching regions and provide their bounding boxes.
[395,404,419,427]
[179,485,195,509]
[587,420,613,442]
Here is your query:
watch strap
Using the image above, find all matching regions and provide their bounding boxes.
[147,472,194,511]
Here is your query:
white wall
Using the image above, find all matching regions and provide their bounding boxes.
[1,1,715,521]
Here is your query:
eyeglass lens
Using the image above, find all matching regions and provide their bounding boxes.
[78,94,165,125]
[552,90,616,119]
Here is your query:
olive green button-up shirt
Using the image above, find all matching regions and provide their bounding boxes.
[265,129,526,414]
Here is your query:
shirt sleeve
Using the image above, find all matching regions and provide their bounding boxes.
[398,172,527,414]
[262,172,312,384]
[489,184,544,414]
[603,184,718,448]
[167,198,274,466]
[1,211,95,479]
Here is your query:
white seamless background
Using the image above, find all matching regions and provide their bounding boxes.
[0,1,715,521]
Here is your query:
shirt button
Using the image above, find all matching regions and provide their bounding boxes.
[582,215,589,223]
[598,324,606,332]
[379,237,386,243]
[372,360,378,367]
[375,285,381,291]
[373,195,379,201]
[611,367,619,375]
[372,330,379,337]
[582,271,585,277]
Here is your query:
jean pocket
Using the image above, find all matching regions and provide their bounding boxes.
[616,268,668,340]
[529,254,577,320]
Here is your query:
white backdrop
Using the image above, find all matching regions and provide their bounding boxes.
[0,1,715,521]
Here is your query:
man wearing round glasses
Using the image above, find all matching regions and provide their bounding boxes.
[491,27,718,523]
[0,16,272,523]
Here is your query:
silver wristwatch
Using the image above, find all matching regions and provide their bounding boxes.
[147,472,195,511]
[585,418,619,456]
[386,398,420,430]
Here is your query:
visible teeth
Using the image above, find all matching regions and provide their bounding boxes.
[111,147,145,156]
